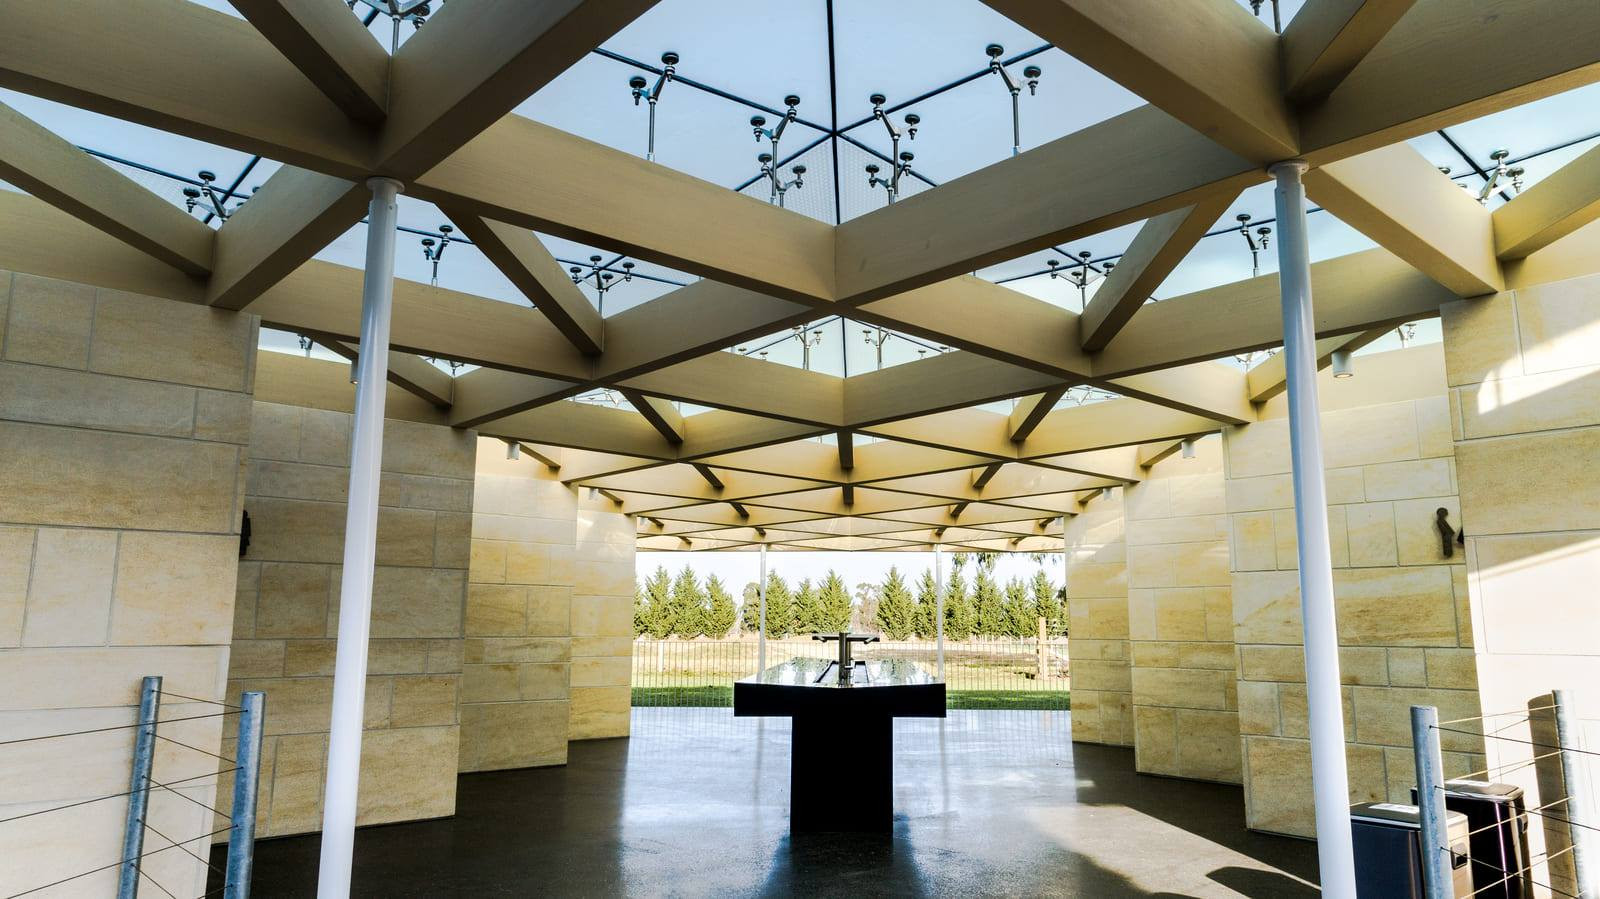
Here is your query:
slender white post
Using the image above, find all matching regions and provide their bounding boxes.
[317,177,402,899]
[757,544,768,673]
[1271,160,1355,897]
[934,544,945,679]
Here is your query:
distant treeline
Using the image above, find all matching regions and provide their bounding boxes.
[633,563,1067,641]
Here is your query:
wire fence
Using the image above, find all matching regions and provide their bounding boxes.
[1411,691,1600,899]
[631,636,1069,710]
[0,678,262,899]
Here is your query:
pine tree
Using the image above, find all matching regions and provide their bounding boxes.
[670,566,706,638]
[943,571,973,641]
[818,570,853,632]
[1002,577,1034,638]
[875,566,916,640]
[1031,570,1067,637]
[643,565,674,638]
[764,573,794,638]
[633,583,649,637]
[740,581,761,634]
[972,568,1004,638]
[912,569,939,638]
[703,574,736,638]
[853,582,880,633]
[792,578,821,634]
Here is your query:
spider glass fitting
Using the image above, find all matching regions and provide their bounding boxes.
[1247,0,1282,33]
[182,170,254,221]
[791,325,824,371]
[984,44,1042,157]
[297,334,314,357]
[1439,147,1526,204]
[1395,321,1418,347]
[627,52,679,162]
[1045,251,1113,311]
[757,153,806,207]
[751,95,806,205]
[349,0,432,53]
[419,223,452,286]
[864,93,920,205]
[862,327,893,370]
[569,255,635,314]
[1235,213,1272,277]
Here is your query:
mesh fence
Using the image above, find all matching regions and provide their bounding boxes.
[631,636,1069,710]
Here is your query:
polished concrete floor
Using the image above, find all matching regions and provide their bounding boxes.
[221,709,1318,897]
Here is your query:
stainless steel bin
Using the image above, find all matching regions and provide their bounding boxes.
[1351,801,1473,898]
[1412,779,1534,899]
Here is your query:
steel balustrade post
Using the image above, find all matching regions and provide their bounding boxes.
[758,544,768,674]
[1554,689,1598,897]
[1411,706,1452,899]
[934,545,945,681]
[1270,160,1357,897]
[118,675,162,899]
[224,691,266,899]
[317,177,402,899]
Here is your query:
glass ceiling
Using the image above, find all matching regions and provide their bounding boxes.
[0,0,1590,379]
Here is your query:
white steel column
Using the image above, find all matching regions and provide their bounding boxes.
[317,177,403,899]
[1271,159,1356,897]
[757,544,768,672]
[934,544,945,679]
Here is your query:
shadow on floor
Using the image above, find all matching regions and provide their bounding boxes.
[219,709,1317,897]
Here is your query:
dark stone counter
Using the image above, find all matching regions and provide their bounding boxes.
[733,657,945,832]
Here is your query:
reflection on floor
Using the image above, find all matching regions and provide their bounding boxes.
[223,708,1319,897]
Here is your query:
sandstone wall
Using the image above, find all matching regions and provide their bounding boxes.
[0,272,254,897]
[1123,434,1240,783]
[222,352,474,838]
[1064,486,1131,746]
[1226,346,1482,837]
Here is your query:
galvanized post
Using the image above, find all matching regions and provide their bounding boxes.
[224,691,266,899]
[118,675,162,899]
[933,545,945,680]
[1036,615,1047,681]
[757,544,768,674]
[1411,705,1452,899]
[1554,688,1598,897]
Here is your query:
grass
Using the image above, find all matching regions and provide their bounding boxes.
[631,686,1069,711]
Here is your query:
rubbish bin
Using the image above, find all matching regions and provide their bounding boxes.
[1351,801,1473,898]
[1411,780,1534,899]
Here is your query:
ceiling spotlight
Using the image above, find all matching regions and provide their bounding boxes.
[1181,437,1196,460]
[984,43,1044,156]
[1331,348,1354,379]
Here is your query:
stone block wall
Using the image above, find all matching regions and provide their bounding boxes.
[1065,486,1132,746]
[1123,434,1241,783]
[0,272,254,897]
[1442,273,1600,891]
[571,490,636,739]
[462,439,576,771]
[222,355,474,839]
[1226,347,1482,838]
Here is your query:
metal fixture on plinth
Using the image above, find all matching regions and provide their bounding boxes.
[983,43,1042,157]
[862,327,892,369]
[627,52,679,162]
[419,223,452,286]
[792,325,824,370]
[1236,213,1272,277]
[864,94,920,205]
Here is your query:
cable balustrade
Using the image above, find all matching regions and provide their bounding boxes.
[630,636,1069,710]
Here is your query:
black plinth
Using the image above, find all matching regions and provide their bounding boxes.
[734,657,945,832]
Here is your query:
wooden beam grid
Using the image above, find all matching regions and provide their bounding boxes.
[2,0,1598,546]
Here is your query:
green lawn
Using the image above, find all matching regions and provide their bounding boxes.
[631,686,1069,711]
